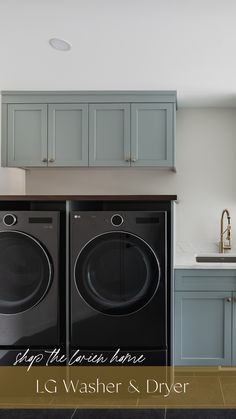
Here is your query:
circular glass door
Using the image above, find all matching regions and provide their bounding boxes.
[0,231,52,314]
[74,231,160,315]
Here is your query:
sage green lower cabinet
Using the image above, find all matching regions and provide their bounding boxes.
[89,104,130,166]
[233,292,236,366]
[7,104,47,167]
[48,104,88,166]
[131,103,174,167]
[174,269,236,367]
[175,291,231,366]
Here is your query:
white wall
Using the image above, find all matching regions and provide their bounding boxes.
[1,0,236,107]
[26,108,236,250]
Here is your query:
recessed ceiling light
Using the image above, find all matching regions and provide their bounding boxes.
[49,38,72,51]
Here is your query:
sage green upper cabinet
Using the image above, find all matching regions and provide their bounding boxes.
[89,102,175,167]
[6,103,88,167]
[89,104,130,166]
[48,104,88,166]
[1,91,177,168]
[131,103,174,167]
[7,104,47,167]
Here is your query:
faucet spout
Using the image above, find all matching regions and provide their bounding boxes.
[220,209,231,253]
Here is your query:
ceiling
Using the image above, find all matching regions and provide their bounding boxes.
[1,0,236,107]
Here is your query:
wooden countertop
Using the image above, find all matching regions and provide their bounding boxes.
[0,195,177,201]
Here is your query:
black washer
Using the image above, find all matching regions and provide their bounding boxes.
[0,210,60,350]
[71,210,168,357]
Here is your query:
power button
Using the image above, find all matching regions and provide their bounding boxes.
[111,214,124,227]
[3,214,17,226]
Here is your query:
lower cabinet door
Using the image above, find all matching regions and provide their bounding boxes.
[174,291,232,366]
[232,292,236,366]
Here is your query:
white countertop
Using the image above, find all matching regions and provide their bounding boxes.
[174,242,236,269]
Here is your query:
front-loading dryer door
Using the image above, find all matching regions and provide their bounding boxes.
[0,231,52,314]
[74,231,160,315]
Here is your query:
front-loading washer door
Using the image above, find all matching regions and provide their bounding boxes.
[0,231,52,314]
[74,231,160,315]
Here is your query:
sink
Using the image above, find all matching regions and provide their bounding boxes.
[196,254,236,263]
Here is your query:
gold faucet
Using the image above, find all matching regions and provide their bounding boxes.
[220,209,231,253]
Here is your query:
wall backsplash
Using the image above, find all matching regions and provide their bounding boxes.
[24,108,236,249]
[0,168,25,194]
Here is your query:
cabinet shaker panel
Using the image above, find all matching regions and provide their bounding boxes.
[89,104,130,166]
[48,104,88,166]
[7,104,47,167]
[131,103,174,167]
[175,290,232,366]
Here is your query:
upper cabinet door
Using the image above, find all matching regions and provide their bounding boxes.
[48,104,88,166]
[7,104,48,167]
[89,104,130,166]
[131,103,175,167]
